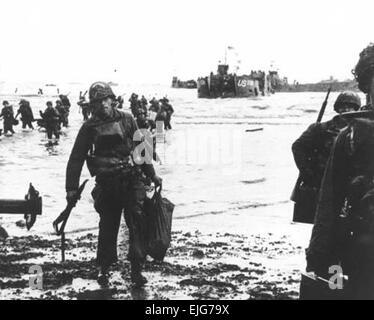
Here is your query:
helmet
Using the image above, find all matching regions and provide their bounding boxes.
[352,43,374,93]
[334,91,361,112]
[46,101,53,107]
[20,99,30,107]
[89,82,116,103]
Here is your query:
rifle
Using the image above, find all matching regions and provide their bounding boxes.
[291,87,332,224]
[53,179,89,262]
[79,91,88,100]
[316,87,332,123]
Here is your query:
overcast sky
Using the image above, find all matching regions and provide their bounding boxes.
[0,0,373,84]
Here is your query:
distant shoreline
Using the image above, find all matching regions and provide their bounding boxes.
[276,80,358,93]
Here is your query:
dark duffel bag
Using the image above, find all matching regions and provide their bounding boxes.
[145,186,174,261]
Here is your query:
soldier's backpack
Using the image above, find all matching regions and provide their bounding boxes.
[144,186,174,261]
[59,95,71,107]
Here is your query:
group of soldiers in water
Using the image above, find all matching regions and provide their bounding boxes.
[128,93,174,131]
[0,95,71,139]
[77,91,174,132]
[292,43,374,299]
[0,92,174,141]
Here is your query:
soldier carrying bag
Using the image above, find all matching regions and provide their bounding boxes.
[144,185,174,261]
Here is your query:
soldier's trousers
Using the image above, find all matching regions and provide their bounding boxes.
[165,115,172,130]
[22,119,34,129]
[3,120,14,134]
[46,126,60,139]
[92,172,147,268]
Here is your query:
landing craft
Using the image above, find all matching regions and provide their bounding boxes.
[171,76,197,89]
[197,63,277,98]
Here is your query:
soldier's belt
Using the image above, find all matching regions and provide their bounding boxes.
[86,155,132,177]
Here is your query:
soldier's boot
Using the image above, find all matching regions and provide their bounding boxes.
[130,261,147,286]
[97,265,110,287]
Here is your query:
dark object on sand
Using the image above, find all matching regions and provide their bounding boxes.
[53,179,89,262]
[192,249,205,259]
[16,220,26,228]
[0,225,8,239]
[245,128,263,132]
[145,186,174,261]
[0,183,42,230]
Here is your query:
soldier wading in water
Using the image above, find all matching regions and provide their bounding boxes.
[303,43,374,299]
[65,82,162,286]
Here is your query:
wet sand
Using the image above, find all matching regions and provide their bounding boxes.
[0,214,307,300]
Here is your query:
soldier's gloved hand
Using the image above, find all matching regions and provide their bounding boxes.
[152,175,162,187]
[66,190,78,204]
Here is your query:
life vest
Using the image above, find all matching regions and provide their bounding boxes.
[59,95,71,107]
[86,115,134,177]
[2,107,13,119]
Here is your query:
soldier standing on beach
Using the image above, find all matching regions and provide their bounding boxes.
[291,91,361,224]
[65,82,162,286]
[303,43,374,298]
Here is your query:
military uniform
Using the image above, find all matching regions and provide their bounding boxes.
[292,116,349,223]
[66,82,159,285]
[129,94,140,117]
[66,108,155,267]
[159,99,174,130]
[59,95,71,127]
[55,101,68,128]
[116,96,124,109]
[149,98,160,113]
[77,99,91,121]
[140,96,148,109]
[41,104,60,139]
[0,104,16,135]
[292,92,361,224]
[306,115,374,296]
[16,100,34,129]
[301,43,374,299]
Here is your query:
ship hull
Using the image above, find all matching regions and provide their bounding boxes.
[198,74,262,98]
